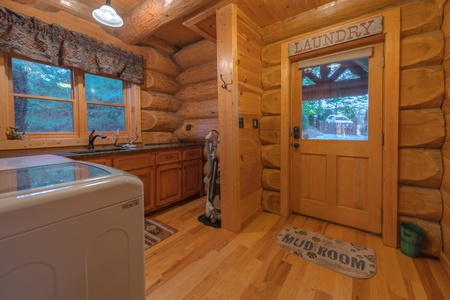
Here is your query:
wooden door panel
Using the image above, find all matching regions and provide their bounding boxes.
[336,156,368,210]
[300,153,327,203]
[292,43,383,234]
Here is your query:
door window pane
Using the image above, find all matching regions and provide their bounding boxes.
[301,57,369,141]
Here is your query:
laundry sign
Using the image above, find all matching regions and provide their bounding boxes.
[288,16,383,57]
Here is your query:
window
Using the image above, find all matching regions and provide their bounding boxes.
[12,58,74,133]
[85,74,126,132]
[2,55,136,148]
[299,47,371,141]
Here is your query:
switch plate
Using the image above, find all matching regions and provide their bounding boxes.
[239,117,244,128]
[186,124,192,131]
[252,119,258,128]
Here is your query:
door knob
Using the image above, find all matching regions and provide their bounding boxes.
[293,142,299,148]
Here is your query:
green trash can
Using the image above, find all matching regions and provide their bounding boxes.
[400,222,425,258]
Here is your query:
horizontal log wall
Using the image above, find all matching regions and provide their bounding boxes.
[397,0,444,258]
[142,39,218,144]
[141,47,181,144]
[260,0,445,258]
[173,39,218,141]
[440,0,450,275]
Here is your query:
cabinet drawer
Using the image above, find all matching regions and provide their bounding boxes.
[113,153,155,171]
[78,157,113,167]
[182,148,202,160]
[156,150,181,165]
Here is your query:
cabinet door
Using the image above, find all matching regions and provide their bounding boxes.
[155,162,182,207]
[129,168,155,213]
[182,159,203,197]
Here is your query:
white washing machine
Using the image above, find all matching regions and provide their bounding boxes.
[0,155,145,300]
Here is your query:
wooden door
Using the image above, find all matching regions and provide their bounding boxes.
[291,44,383,234]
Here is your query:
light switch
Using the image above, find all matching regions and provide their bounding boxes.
[239,117,244,128]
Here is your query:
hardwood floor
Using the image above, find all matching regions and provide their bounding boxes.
[145,197,450,299]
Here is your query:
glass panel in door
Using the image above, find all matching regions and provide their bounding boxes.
[301,57,369,141]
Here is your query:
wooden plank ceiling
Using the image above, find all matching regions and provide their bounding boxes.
[12,0,336,51]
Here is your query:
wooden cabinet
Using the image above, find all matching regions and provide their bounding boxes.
[77,156,112,166]
[182,148,203,198]
[113,153,155,213]
[74,145,203,214]
[155,147,203,208]
[155,159,182,207]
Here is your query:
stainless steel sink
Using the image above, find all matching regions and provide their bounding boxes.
[71,148,135,154]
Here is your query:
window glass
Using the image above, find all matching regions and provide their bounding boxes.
[11,57,74,133]
[12,58,72,98]
[301,57,369,141]
[14,97,74,132]
[87,104,125,132]
[8,57,130,138]
[85,73,123,104]
[85,73,125,132]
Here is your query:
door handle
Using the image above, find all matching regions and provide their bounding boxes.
[293,142,299,149]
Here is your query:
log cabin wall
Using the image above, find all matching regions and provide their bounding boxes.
[260,0,447,260]
[140,48,182,144]
[397,0,445,259]
[140,39,219,144]
[173,39,219,141]
[441,0,450,275]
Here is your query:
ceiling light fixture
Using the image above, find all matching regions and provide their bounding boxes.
[163,0,173,7]
[92,0,123,28]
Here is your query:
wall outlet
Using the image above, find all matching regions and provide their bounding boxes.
[186,124,192,131]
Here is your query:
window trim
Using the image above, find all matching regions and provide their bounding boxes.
[0,53,140,150]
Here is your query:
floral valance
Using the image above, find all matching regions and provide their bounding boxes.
[0,6,144,84]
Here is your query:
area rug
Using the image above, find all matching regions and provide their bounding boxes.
[276,225,376,279]
[144,218,177,250]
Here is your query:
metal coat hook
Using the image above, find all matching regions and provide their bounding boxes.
[220,74,233,92]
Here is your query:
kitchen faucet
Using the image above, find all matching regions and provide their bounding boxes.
[88,130,106,150]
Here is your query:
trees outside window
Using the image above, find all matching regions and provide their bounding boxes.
[5,56,133,143]
[301,57,369,140]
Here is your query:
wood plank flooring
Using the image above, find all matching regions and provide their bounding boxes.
[145,197,450,299]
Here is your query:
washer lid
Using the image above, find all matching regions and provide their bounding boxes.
[0,155,113,195]
[0,154,72,171]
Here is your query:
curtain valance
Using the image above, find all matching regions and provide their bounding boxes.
[0,6,144,84]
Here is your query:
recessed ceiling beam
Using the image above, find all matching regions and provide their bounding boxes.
[114,0,216,45]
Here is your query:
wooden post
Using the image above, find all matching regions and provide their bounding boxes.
[216,3,241,232]
[382,8,401,248]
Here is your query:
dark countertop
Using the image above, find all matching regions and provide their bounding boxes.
[0,142,203,159]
